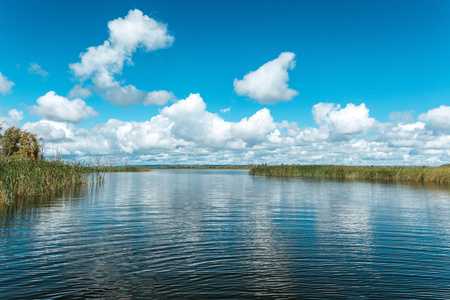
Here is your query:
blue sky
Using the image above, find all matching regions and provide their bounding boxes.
[1,0,449,165]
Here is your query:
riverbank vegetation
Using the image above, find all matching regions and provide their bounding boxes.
[249,164,450,184]
[0,159,100,204]
[0,125,101,204]
[0,124,160,204]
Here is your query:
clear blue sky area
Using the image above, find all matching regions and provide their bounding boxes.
[0,0,449,165]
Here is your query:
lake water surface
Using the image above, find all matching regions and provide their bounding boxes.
[1,169,449,298]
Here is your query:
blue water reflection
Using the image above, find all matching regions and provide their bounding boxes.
[1,170,449,298]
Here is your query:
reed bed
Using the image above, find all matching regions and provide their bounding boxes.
[249,164,450,184]
[0,158,101,204]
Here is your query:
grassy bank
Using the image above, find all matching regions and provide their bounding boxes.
[0,159,100,205]
[249,164,450,184]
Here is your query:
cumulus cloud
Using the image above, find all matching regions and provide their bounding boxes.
[22,93,276,157]
[30,91,98,123]
[159,93,225,145]
[159,93,275,147]
[0,72,14,95]
[8,109,23,122]
[234,52,298,104]
[23,119,73,142]
[69,9,175,106]
[17,94,450,166]
[232,108,275,146]
[28,63,49,79]
[312,103,375,137]
[0,109,24,129]
[107,9,174,52]
[418,105,450,133]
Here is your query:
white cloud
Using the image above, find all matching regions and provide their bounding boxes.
[312,102,375,136]
[232,108,275,146]
[144,90,176,106]
[69,9,175,106]
[312,103,335,126]
[418,105,450,133]
[159,93,276,148]
[17,95,450,166]
[108,9,174,52]
[28,62,49,79]
[30,91,98,123]
[234,52,298,104]
[22,93,276,157]
[220,107,231,113]
[101,86,174,107]
[102,84,147,106]
[8,109,23,122]
[68,85,92,99]
[0,109,23,129]
[160,93,231,147]
[0,72,14,95]
[23,119,73,142]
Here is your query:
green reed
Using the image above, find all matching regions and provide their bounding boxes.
[249,164,450,184]
[0,158,102,205]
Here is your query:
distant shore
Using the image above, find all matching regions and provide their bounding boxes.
[100,166,153,172]
[249,164,450,184]
[94,165,253,173]
[147,165,252,170]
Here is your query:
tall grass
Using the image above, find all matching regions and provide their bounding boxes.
[249,164,450,184]
[0,158,102,205]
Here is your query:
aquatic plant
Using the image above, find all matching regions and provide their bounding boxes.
[0,158,101,205]
[249,164,450,184]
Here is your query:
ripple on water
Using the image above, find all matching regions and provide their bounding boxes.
[1,170,450,298]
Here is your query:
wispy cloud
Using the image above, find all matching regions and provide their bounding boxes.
[28,62,49,79]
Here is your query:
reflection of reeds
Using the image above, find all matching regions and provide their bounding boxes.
[249,164,450,184]
[0,158,103,205]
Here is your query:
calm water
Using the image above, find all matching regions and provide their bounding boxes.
[1,170,450,298]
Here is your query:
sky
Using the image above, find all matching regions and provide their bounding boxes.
[0,0,449,166]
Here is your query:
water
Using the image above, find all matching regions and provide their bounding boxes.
[1,169,449,298]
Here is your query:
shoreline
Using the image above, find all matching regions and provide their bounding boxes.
[249,164,450,184]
